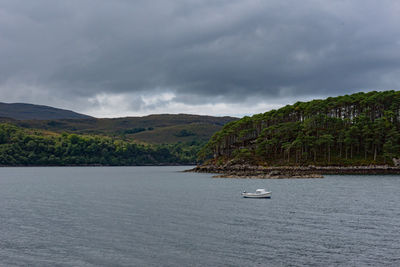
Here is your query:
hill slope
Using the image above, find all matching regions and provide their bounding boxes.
[0,113,237,165]
[0,102,92,120]
[0,123,196,166]
[4,114,237,144]
[0,103,237,165]
[200,90,400,166]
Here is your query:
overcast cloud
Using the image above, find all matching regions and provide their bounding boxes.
[0,0,399,117]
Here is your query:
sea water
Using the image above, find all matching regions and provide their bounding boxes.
[0,167,399,266]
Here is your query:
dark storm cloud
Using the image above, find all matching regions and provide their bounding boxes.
[0,0,399,113]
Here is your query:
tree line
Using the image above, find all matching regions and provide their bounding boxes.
[0,123,203,166]
[200,90,400,166]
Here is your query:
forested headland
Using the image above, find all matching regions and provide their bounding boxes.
[199,90,400,166]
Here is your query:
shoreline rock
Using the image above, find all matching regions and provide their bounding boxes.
[186,164,400,179]
[212,173,323,179]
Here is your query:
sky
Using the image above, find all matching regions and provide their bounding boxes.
[0,0,399,118]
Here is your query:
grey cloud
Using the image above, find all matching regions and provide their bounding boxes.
[0,0,399,113]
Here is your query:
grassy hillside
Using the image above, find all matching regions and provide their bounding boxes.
[0,102,92,120]
[1,114,237,144]
[129,123,223,144]
[0,110,237,165]
[200,90,400,166]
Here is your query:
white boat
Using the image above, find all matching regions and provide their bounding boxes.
[242,188,271,198]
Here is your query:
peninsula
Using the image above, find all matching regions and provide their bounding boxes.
[192,90,400,178]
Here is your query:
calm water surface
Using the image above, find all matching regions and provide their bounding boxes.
[0,167,399,266]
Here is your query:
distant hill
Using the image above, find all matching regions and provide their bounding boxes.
[0,102,237,165]
[0,102,92,120]
[0,112,237,144]
[130,122,224,144]
[0,113,238,166]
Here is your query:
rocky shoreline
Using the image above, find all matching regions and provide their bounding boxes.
[186,164,400,179]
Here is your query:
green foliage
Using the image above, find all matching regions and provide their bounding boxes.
[123,128,146,134]
[174,129,196,137]
[0,123,204,166]
[233,148,253,162]
[203,90,400,166]
[0,114,237,145]
[130,123,222,144]
[0,114,237,165]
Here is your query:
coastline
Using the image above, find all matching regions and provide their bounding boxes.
[0,163,196,167]
[187,164,400,178]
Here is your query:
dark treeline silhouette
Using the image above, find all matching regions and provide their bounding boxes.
[200,90,400,166]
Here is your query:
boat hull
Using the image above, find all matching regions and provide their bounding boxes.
[241,192,271,198]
